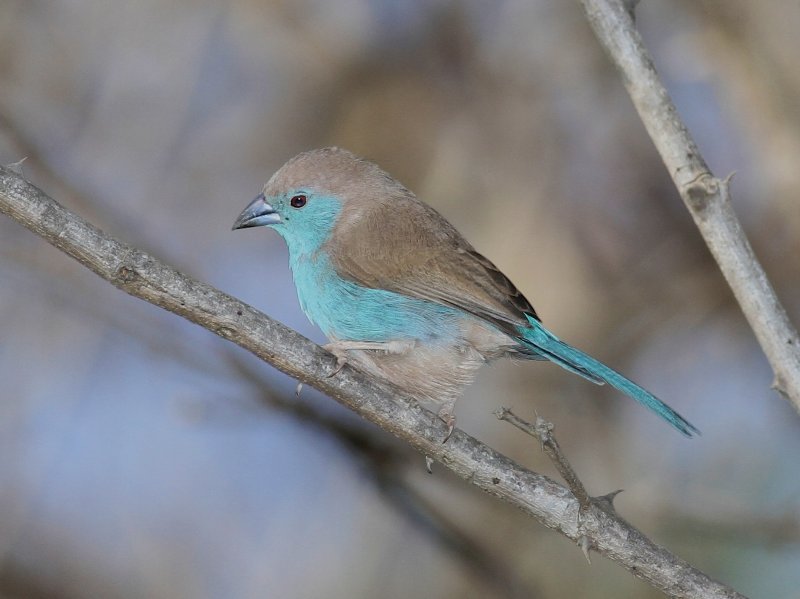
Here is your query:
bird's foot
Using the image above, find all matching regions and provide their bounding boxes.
[438,408,456,444]
[322,343,349,378]
[323,339,416,377]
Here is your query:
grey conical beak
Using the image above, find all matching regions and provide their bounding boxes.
[232,194,282,230]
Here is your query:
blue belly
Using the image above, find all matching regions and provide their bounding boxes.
[290,252,464,343]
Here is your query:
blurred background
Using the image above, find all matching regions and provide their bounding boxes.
[1,0,799,597]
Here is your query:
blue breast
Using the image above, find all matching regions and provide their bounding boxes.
[289,251,465,343]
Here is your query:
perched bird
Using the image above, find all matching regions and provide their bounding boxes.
[233,147,698,438]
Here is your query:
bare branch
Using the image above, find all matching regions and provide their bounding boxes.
[579,0,800,411]
[0,167,747,598]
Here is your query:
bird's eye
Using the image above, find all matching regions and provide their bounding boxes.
[290,194,307,208]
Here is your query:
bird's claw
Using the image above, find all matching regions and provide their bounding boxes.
[438,410,456,444]
[323,344,348,378]
[326,357,346,378]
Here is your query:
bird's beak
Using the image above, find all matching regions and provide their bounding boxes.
[232,194,282,230]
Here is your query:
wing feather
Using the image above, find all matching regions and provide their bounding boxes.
[324,192,539,337]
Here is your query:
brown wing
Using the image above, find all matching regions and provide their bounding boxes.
[325,193,539,336]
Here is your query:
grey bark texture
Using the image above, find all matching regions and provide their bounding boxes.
[0,165,747,599]
[580,0,800,411]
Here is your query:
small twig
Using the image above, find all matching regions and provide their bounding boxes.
[495,408,592,511]
[496,408,603,564]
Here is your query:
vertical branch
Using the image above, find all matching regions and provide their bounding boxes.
[579,0,800,411]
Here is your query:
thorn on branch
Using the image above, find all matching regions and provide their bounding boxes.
[771,378,790,401]
[4,157,27,175]
[593,489,624,515]
[578,535,593,565]
[425,455,434,474]
[622,0,640,21]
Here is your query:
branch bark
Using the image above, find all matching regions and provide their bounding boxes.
[579,0,800,411]
[0,166,746,598]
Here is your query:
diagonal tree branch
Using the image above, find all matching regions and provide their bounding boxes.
[0,166,746,598]
[0,113,537,596]
[579,0,800,411]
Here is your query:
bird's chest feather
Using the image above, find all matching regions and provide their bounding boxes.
[289,251,463,343]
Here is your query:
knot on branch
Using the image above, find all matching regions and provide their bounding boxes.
[216,325,235,340]
[113,264,140,286]
[682,172,718,210]
[682,171,735,213]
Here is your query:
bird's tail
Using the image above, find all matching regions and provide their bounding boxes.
[519,316,699,437]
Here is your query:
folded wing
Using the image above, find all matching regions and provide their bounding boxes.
[324,192,539,338]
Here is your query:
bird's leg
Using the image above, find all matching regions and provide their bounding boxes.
[323,339,415,377]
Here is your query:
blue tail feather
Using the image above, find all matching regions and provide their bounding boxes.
[520,317,699,437]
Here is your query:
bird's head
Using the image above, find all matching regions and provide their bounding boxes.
[233,147,409,256]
